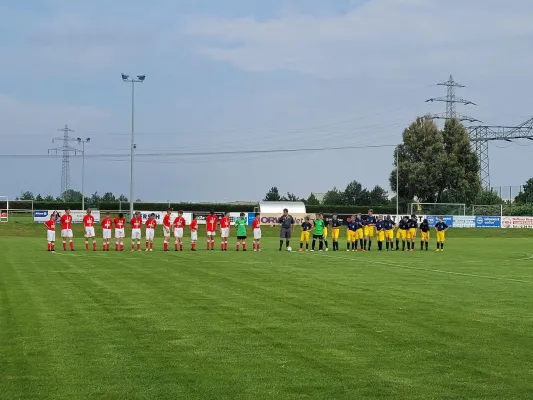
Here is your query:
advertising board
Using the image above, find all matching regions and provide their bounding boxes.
[34,210,101,223]
[475,216,501,228]
[426,215,453,227]
[501,216,533,229]
[452,216,476,228]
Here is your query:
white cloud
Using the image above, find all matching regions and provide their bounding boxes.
[183,0,533,79]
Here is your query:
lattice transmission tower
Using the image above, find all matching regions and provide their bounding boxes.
[425,75,533,189]
[48,125,80,198]
[426,75,480,123]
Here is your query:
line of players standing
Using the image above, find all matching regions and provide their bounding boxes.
[294,210,450,253]
[43,208,262,252]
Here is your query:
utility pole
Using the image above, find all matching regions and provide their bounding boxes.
[426,75,480,123]
[48,125,79,199]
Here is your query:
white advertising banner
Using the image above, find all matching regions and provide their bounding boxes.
[452,216,476,228]
[501,216,533,229]
[138,211,193,225]
[34,210,101,223]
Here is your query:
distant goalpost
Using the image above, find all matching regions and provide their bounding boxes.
[0,196,8,223]
[409,202,466,216]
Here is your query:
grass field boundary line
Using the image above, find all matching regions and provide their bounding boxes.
[319,254,533,285]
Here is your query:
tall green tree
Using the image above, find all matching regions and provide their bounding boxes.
[285,192,300,202]
[61,189,83,202]
[475,189,503,205]
[43,195,55,202]
[390,116,445,203]
[368,185,390,205]
[342,180,367,205]
[35,194,43,201]
[306,193,320,205]
[322,187,343,205]
[439,118,481,205]
[515,178,533,204]
[18,191,35,200]
[101,192,116,202]
[264,187,281,201]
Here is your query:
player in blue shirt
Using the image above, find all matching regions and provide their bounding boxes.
[364,209,377,251]
[375,215,384,251]
[382,215,395,251]
[435,216,449,251]
[354,214,365,251]
[346,216,357,251]
[397,216,409,251]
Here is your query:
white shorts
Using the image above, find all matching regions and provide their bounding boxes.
[146,228,155,241]
[221,228,230,238]
[174,228,184,239]
[163,226,171,237]
[47,231,56,242]
[85,227,95,238]
[115,228,125,239]
[132,228,141,240]
[254,228,262,240]
[103,229,112,239]
[191,231,198,241]
[61,229,73,238]
[207,231,216,237]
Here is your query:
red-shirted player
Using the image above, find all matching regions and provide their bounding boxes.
[145,213,157,251]
[45,211,57,251]
[83,209,97,251]
[252,213,262,251]
[114,212,126,251]
[205,210,218,250]
[101,212,113,251]
[130,211,143,251]
[172,211,186,251]
[219,212,231,251]
[60,208,75,251]
[162,209,172,252]
[190,215,198,251]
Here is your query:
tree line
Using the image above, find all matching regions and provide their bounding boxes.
[17,190,131,207]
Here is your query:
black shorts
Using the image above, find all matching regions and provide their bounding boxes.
[313,235,323,240]
[237,236,247,240]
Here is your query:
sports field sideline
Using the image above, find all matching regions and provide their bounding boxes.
[1,224,532,399]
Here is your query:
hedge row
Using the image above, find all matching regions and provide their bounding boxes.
[11,201,397,214]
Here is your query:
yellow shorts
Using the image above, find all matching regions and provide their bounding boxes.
[347,230,357,242]
[300,231,310,242]
[407,228,417,239]
[421,231,430,242]
[377,231,385,242]
[385,230,394,240]
[397,229,407,240]
[331,228,340,240]
[436,231,446,242]
[364,226,374,237]
[355,228,364,240]
[323,227,328,238]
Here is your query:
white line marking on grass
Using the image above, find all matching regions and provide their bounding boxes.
[319,254,533,285]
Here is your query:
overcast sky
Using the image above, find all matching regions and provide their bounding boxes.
[1,0,532,202]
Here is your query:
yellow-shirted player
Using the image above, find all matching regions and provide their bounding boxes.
[383,215,395,251]
[354,213,365,251]
[330,214,341,251]
[299,216,312,252]
[419,218,430,251]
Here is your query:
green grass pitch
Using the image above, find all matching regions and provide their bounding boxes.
[1,223,533,399]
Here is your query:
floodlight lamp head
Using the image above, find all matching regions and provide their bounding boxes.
[137,74,145,81]
[77,137,81,142]
[121,73,129,80]
[86,138,90,143]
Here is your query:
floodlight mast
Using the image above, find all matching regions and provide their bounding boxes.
[121,73,146,218]
[77,138,91,211]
